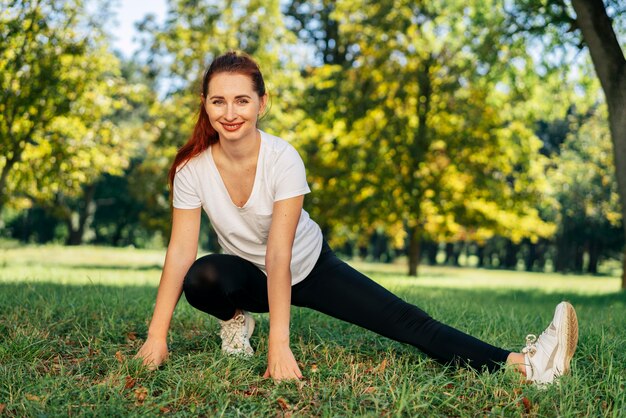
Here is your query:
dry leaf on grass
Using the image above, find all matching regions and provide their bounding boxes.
[134,387,148,405]
[124,376,137,390]
[277,397,290,411]
[115,351,125,363]
[520,396,532,414]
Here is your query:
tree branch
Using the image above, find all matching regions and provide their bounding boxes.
[571,0,626,93]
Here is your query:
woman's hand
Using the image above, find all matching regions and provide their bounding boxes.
[263,341,303,381]
[135,337,169,370]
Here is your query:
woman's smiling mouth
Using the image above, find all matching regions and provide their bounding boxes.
[222,122,244,131]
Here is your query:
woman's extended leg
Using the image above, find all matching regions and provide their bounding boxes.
[291,245,511,372]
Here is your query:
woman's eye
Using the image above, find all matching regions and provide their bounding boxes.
[237,99,249,104]
[212,100,224,105]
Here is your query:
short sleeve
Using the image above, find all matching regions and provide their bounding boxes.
[172,164,202,209]
[273,145,311,202]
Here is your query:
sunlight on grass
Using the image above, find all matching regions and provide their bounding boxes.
[0,245,165,286]
[1,245,621,294]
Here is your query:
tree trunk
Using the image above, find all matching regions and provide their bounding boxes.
[504,240,519,270]
[0,151,22,213]
[555,234,571,272]
[65,185,97,246]
[477,244,485,268]
[622,250,626,290]
[424,240,438,265]
[571,0,626,288]
[408,226,421,276]
[587,239,600,274]
[525,240,537,271]
[573,244,585,273]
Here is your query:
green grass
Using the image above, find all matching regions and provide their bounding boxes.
[1,245,625,417]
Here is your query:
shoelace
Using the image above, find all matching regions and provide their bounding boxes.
[523,334,537,356]
[221,314,247,342]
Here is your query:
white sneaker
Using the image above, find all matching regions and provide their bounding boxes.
[522,301,578,384]
[219,311,255,356]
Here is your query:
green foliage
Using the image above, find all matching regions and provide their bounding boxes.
[294,0,555,263]
[0,0,137,213]
[549,105,624,271]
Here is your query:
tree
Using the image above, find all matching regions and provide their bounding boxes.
[549,105,623,273]
[295,0,555,275]
[507,0,626,285]
[0,0,138,244]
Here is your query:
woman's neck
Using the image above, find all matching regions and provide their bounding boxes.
[215,130,261,164]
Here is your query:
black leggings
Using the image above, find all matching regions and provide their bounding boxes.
[183,242,511,372]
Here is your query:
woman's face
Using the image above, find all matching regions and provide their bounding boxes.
[204,72,267,143]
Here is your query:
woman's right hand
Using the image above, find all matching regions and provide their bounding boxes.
[135,337,169,370]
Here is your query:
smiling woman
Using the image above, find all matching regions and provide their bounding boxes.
[135,51,579,385]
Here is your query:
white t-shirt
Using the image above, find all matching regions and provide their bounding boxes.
[172,130,323,285]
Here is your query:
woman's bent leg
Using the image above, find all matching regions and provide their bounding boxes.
[292,249,510,372]
[183,254,269,320]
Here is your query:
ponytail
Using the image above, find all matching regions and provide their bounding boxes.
[167,104,217,190]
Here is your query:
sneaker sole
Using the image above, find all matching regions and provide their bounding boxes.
[246,313,255,341]
[555,301,578,376]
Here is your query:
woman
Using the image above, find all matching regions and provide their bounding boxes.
[136,51,578,384]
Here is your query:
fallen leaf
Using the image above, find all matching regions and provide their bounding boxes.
[372,359,387,374]
[159,406,171,414]
[521,397,532,414]
[124,376,137,390]
[115,351,125,363]
[362,387,377,394]
[243,386,259,397]
[25,394,40,402]
[310,363,318,373]
[277,397,290,411]
[126,332,138,341]
[0,404,5,413]
[134,387,148,405]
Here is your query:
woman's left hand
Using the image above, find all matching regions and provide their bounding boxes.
[263,341,303,381]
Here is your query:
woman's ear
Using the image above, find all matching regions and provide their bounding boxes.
[259,93,268,115]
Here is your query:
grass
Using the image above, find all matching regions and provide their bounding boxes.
[0,245,625,417]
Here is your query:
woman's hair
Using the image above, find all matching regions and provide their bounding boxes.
[167,51,266,190]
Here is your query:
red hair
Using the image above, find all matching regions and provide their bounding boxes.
[167,51,267,190]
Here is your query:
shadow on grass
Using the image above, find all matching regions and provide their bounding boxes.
[28,263,164,271]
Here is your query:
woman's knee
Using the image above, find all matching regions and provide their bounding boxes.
[182,254,223,295]
[182,253,249,296]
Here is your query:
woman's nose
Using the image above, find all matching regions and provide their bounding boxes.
[225,103,236,120]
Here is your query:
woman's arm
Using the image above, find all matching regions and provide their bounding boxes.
[263,195,305,381]
[136,207,201,368]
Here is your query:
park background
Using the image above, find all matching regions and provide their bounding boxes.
[1,0,626,416]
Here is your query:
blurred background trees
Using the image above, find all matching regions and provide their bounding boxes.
[1,0,624,285]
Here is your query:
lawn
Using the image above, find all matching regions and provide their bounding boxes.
[1,245,624,417]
